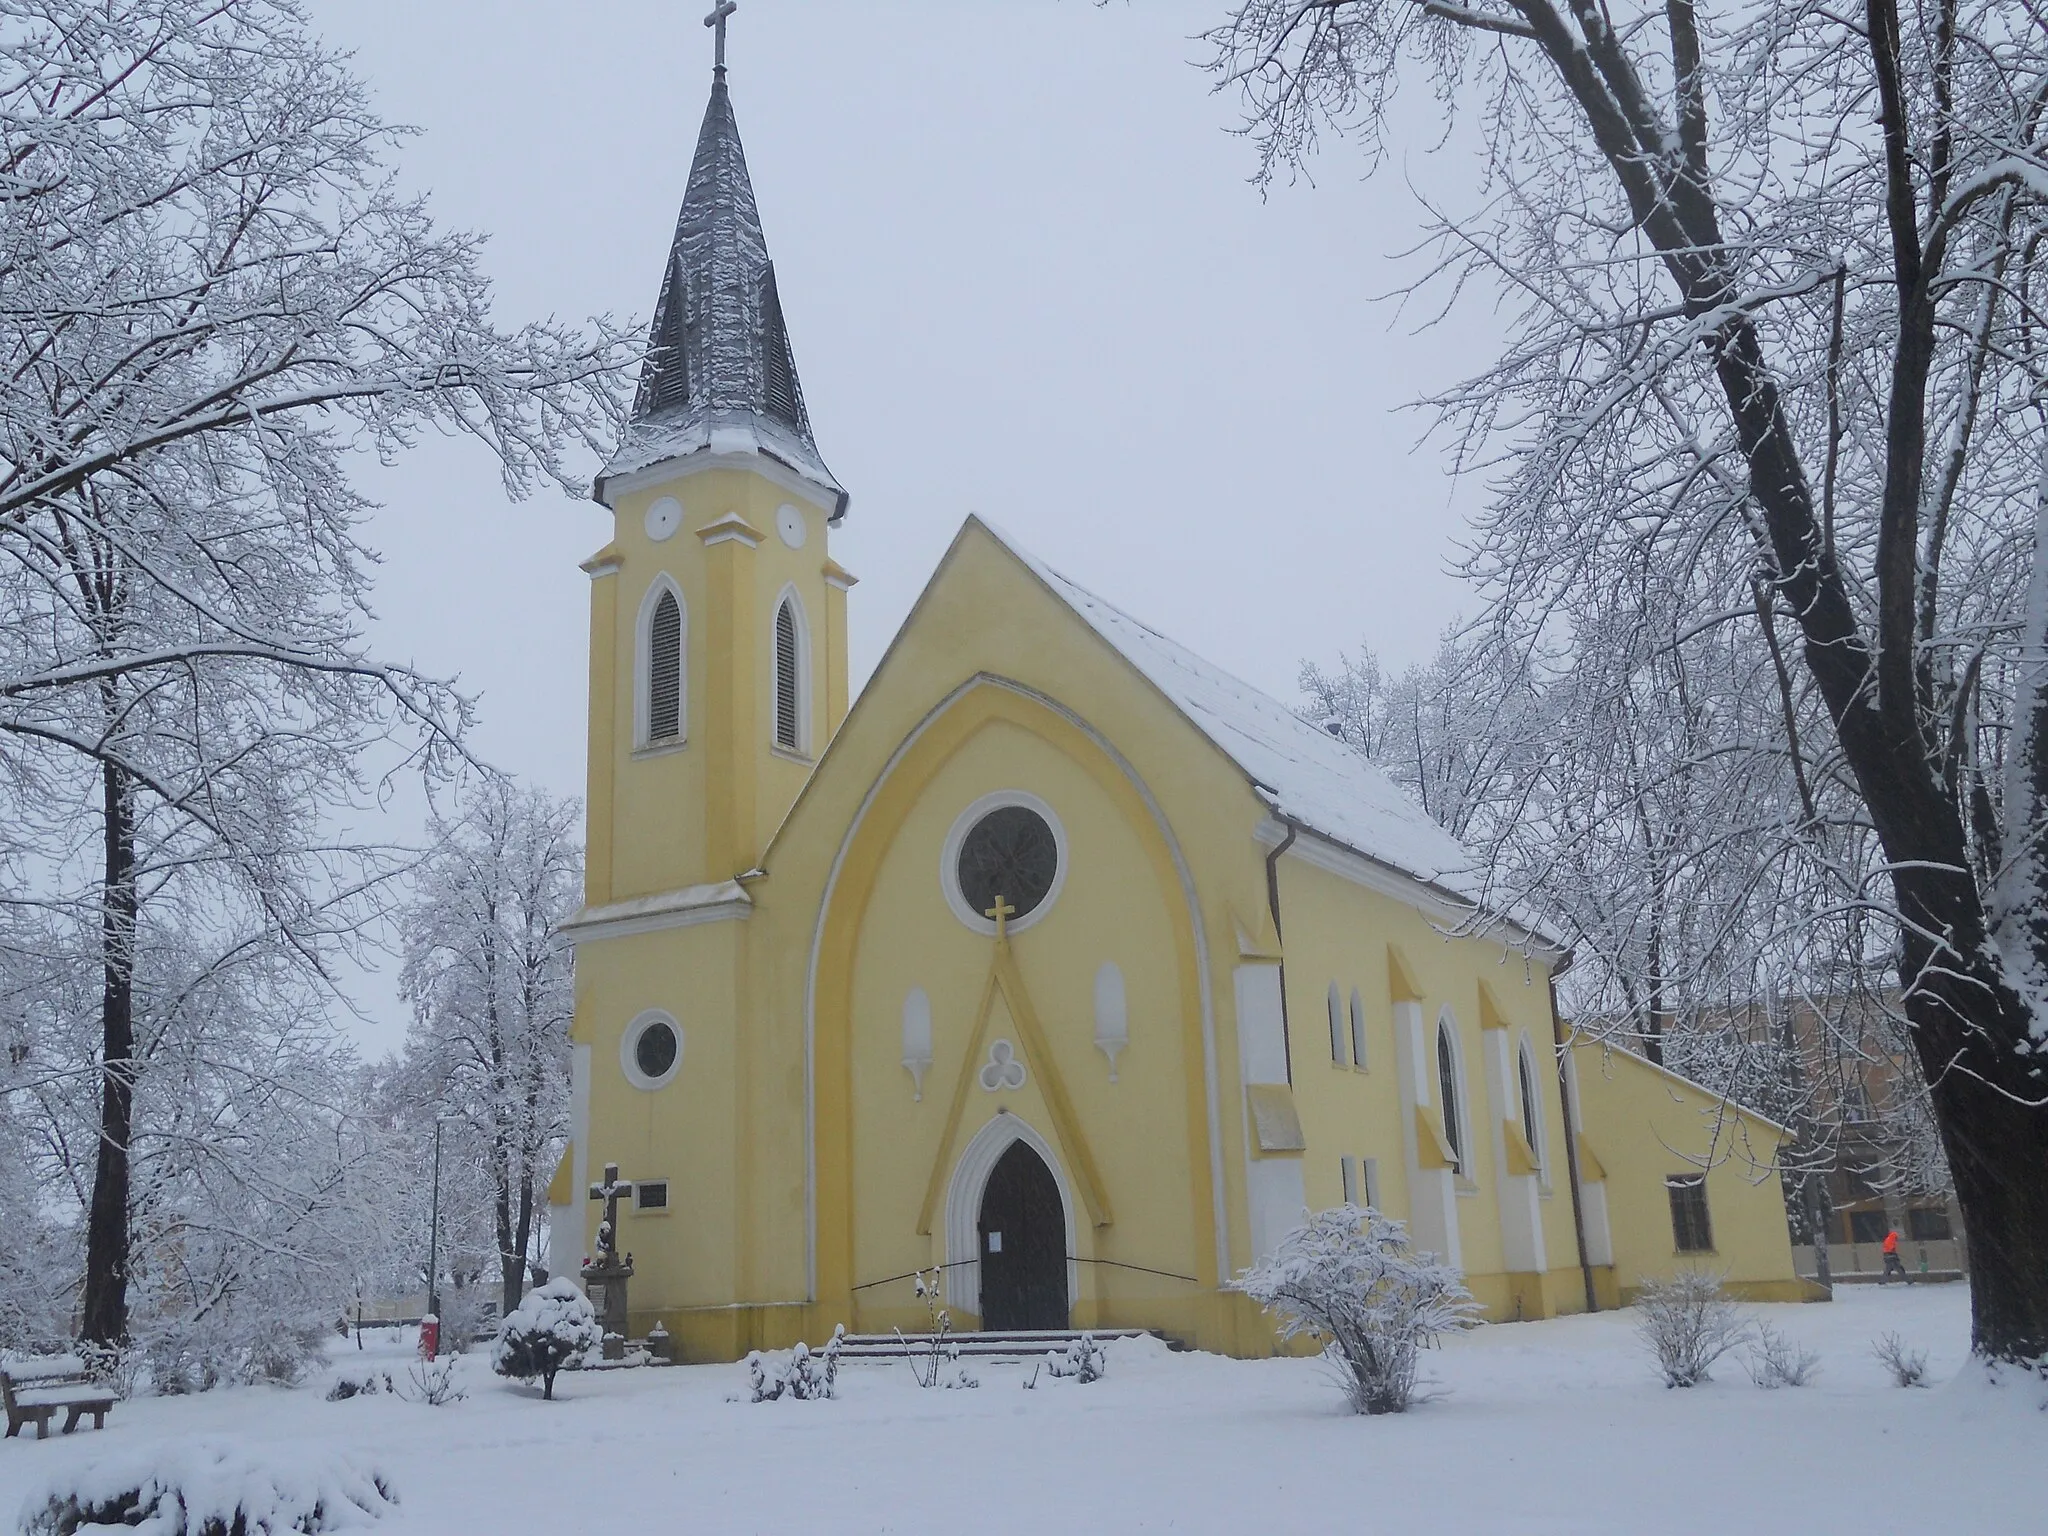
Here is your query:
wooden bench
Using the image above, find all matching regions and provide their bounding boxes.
[1,1355,115,1439]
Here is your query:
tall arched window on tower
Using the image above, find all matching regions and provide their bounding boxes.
[1436,1017,1465,1176]
[638,580,685,748]
[773,592,805,752]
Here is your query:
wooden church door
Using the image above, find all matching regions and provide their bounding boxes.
[977,1140,1068,1330]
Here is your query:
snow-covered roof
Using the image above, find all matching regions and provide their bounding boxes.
[979,518,1557,946]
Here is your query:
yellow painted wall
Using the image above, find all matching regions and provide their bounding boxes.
[590,464,844,905]
[568,510,1803,1360]
[1568,1037,1807,1302]
[1274,854,1594,1319]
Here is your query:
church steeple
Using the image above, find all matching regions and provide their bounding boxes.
[596,16,845,515]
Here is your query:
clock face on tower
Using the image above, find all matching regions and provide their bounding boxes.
[776,503,807,549]
[644,496,682,542]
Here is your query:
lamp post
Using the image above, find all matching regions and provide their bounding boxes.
[425,1119,444,1319]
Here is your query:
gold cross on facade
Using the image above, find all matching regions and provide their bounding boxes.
[705,0,737,71]
[985,894,1017,940]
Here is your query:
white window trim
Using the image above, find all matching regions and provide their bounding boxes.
[621,1009,683,1092]
[770,583,811,756]
[634,574,688,751]
[1436,1006,1477,1189]
[938,789,1069,936]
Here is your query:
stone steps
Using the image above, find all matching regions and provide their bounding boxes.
[830,1327,1156,1361]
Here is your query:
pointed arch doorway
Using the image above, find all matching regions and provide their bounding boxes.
[978,1140,1069,1330]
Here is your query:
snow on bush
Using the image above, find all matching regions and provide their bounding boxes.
[1746,1321,1820,1388]
[433,1286,492,1356]
[1045,1332,1106,1384]
[18,1440,396,1535]
[405,1355,466,1406]
[1873,1331,1930,1387]
[1234,1205,1479,1415]
[1634,1270,1749,1387]
[142,1308,333,1395]
[746,1326,845,1402]
[490,1278,601,1400]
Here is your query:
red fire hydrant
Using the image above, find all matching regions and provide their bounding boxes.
[418,1314,440,1361]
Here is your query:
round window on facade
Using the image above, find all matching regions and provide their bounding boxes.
[621,1010,682,1090]
[941,792,1067,935]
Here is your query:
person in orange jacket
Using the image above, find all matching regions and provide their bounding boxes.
[1881,1226,1908,1282]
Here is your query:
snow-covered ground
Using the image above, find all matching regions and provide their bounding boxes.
[4,1284,2036,1534]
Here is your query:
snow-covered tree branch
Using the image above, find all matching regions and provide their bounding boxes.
[1215,0,2048,1363]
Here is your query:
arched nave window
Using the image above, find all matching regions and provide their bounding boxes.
[1436,1015,1466,1176]
[773,591,806,752]
[1518,1035,1547,1179]
[638,580,685,747]
[1327,982,1346,1065]
[1349,988,1368,1069]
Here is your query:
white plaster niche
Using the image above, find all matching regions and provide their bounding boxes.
[901,986,934,1101]
[1093,961,1128,1080]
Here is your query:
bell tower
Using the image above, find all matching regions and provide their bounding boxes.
[582,12,853,909]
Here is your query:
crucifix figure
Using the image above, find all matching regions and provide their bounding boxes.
[705,0,737,71]
[985,893,1017,941]
[588,1163,634,1265]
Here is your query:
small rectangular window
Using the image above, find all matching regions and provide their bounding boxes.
[1907,1206,1951,1242]
[1848,1209,1889,1244]
[1667,1175,1713,1253]
[1341,1155,1359,1207]
[634,1180,669,1212]
[1360,1157,1380,1212]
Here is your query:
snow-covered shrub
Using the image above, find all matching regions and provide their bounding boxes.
[746,1326,845,1402]
[1746,1321,1820,1388]
[1873,1331,1930,1387]
[895,1267,976,1390]
[490,1278,601,1400]
[1234,1205,1480,1415]
[141,1307,332,1394]
[324,1372,393,1402]
[405,1355,466,1406]
[434,1284,491,1355]
[1045,1332,1105,1383]
[71,1338,143,1399]
[1634,1270,1749,1387]
[19,1440,397,1535]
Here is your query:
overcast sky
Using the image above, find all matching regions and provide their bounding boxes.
[306,0,1505,1052]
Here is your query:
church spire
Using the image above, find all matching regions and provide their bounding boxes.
[597,6,845,515]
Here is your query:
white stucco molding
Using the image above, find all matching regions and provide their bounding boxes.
[561,879,751,946]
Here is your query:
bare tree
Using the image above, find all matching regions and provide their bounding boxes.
[396,782,579,1318]
[0,0,628,1344]
[1210,0,2048,1362]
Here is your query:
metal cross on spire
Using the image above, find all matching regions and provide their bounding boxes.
[705,0,737,72]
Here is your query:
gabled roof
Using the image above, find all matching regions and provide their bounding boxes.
[974,518,1556,945]
[597,71,844,511]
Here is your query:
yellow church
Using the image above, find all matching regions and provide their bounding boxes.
[549,42,1805,1361]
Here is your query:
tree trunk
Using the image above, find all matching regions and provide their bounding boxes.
[81,761,136,1345]
[1899,919,2048,1361]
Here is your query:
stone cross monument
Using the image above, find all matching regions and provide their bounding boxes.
[582,1163,636,1357]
